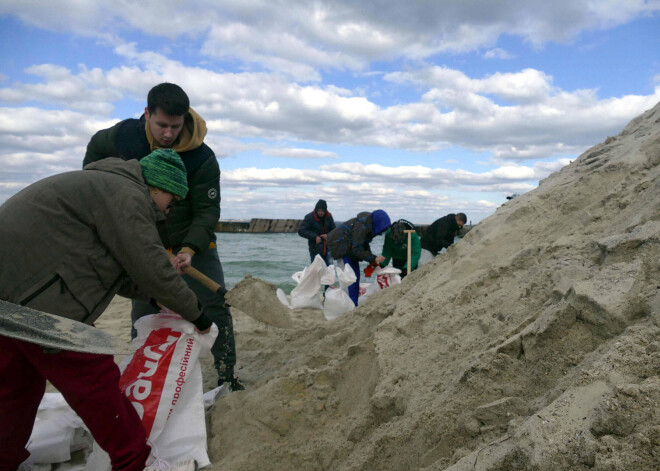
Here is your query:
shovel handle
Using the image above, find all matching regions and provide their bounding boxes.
[167,252,228,296]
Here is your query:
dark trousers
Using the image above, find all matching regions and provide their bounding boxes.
[132,247,237,377]
[0,336,150,471]
[392,258,409,278]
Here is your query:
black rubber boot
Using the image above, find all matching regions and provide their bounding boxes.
[217,366,245,391]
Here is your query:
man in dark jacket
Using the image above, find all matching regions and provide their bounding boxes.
[298,199,336,265]
[419,213,467,265]
[0,150,208,471]
[84,82,242,391]
[327,209,391,306]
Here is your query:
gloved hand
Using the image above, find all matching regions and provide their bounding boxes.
[364,262,378,277]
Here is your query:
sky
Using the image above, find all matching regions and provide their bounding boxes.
[0,1,659,224]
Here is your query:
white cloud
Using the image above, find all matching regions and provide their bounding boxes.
[223,161,555,191]
[263,148,339,159]
[2,1,658,77]
[484,48,514,60]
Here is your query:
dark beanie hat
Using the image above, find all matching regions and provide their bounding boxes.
[371,209,391,236]
[315,199,328,211]
[140,148,188,199]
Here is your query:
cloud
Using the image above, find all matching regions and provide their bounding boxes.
[1,56,658,172]
[2,1,658,77]
[222,160,556,191]
[263,148,339,159]
[484,48,514,60]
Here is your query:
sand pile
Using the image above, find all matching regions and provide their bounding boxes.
[225,274,293,329]
[201,101,660,470]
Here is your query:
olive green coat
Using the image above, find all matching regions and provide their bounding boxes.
[0,158,203,326]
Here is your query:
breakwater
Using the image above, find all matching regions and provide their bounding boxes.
[215,219,301,233]
[215,219,473,237]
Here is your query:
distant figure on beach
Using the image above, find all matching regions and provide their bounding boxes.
[327,210,391,306]
[84,82,243,391]
[419,213,467,265]
[0,150,209,470]
[298,199,336,265]
[379,219,421,278]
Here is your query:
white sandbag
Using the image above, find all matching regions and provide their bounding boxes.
[356,267,401,305]
[322,262,357,319]
[334,260,357,288]
[25,393,88,465]
[203,385,227,409]
[319,264,336,286]
[418,248,434,266]
[374,266,402,289]
[27,420,73,464]
[276,288,292,309]
[126,313,216,467]
[322,287,354,320]
[153,365,209,467]
[84,443,109,471]
[88,313,217,469]
[290,255,328,309]
[357,283,379,305]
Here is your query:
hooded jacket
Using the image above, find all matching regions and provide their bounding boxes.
[327,210,391,262]
[0,158,206,327]
[298,199,336,258]
[420,213,459,256]
[84,108,220,254]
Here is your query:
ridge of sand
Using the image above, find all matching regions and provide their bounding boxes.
[205,102,660,471]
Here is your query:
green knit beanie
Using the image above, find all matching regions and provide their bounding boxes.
[140,148,188,199]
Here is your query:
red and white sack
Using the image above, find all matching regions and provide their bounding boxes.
[122,312,217,466]
[374,266,401,289]
[87,312,217,469]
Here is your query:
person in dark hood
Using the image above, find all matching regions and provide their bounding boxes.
[327,209,391,306]
[298,199,336,265]
[419,213,467,265]
[84,83,243,391]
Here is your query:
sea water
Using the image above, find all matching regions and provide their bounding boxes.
[215,232,384,293]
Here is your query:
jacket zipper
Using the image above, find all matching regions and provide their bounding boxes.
[19,275,60,306]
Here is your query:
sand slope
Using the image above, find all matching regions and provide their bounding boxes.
[200,101,660,470]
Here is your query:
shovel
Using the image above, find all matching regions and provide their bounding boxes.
[169,253,292,328]
[0,299,131,355]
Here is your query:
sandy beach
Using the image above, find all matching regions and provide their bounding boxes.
[70,101,660,469]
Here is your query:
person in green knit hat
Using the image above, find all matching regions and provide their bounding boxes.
[139,148,189,213]
[379,219,421,278]
[0,149,209,470]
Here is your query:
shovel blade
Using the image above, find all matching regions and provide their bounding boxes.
[0,299,131,355]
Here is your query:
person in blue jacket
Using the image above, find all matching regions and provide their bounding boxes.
[298,199,336,265]
[327,210,391,306]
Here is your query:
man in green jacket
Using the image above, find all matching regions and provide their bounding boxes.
[84,83,243,390]
[379,219,421,278]
[0,149,206,471]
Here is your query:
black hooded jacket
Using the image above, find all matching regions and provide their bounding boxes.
[298,200,336,258]
[420,213,459,256]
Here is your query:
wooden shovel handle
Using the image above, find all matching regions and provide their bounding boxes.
[167,252,228,296]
